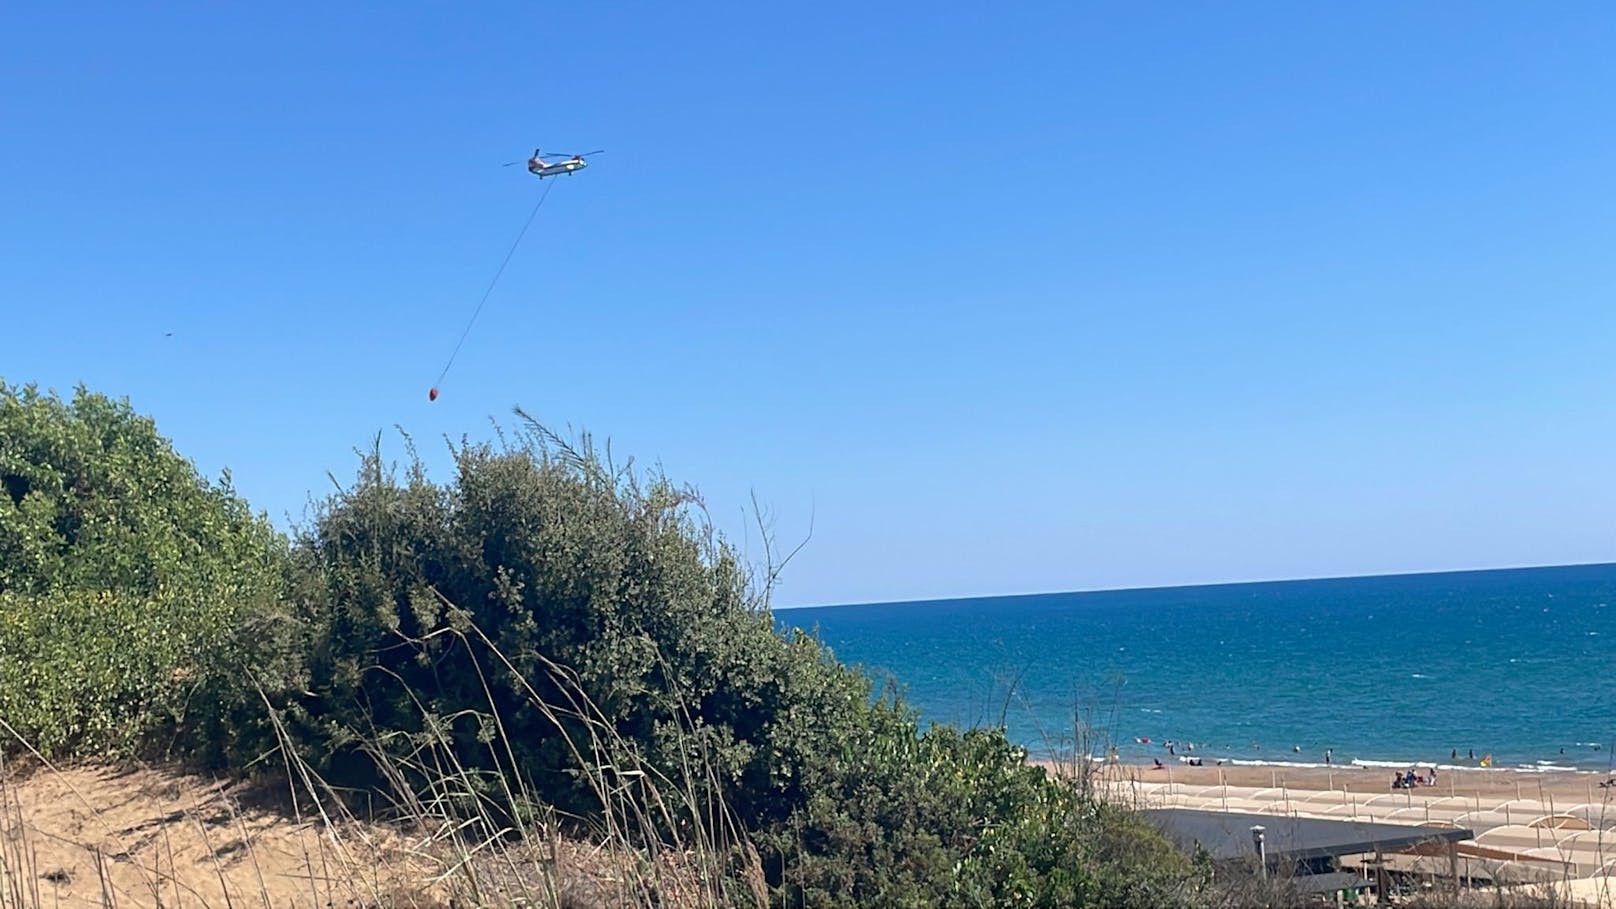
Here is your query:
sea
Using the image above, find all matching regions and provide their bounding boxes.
[777,564,1616,775]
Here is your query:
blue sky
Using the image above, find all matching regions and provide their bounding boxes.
[4,2,1614,606]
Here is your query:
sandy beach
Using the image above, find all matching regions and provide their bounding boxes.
[1097,762,1616,805]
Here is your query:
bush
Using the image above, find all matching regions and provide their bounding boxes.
[0,382,1202,905]
[291,424,873,827]
[0,381,297,761]
[762,696,1196,908]
[292,417,1196,906]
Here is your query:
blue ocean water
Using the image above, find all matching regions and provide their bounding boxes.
[779,564,1616,773]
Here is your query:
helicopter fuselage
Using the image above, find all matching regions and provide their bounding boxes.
[529,159,587,179]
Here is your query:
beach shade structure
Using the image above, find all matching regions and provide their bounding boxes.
[1291,789,1357,807]
[1482,799,1580,828]
[1496,799,1559,821]
[1543,831,1616,876]
[1550,829,1610,850]
[1533,814,1594,831]
[1554,875,1616,908]
[1154,790,1269,813]
[1144,786,1208,805]
[1564,804,1616,831]
[1163,779,1221,792]
[1413,798,1486,824]
[1424,796,1477,811]
[1519,842,1607,877]
[1386,806,1458,826]
[1218,797,1291,815]
[1315,802,1370,820]
[1460,810,1559,834]
[1473,824,1560,852]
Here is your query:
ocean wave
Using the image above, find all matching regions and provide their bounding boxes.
[1349,759,1517,773]
[1171,757,1601,774]
[1079,749,1607,775]
[1352,759,1596,774]
[1410,673,1431,679]
[1223,759,1337,769]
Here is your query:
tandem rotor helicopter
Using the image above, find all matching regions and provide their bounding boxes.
[428,143,604,402]
[504,147,604,179]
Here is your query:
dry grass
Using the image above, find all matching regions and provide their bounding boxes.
[0,750,747,909]
[0,619,765,909]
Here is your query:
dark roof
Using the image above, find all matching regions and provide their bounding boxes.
[1143,809,1474,864]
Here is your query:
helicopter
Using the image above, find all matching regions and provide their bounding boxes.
[505,148,603,179]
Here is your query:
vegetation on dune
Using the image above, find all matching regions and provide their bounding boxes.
[289,417,1195,905]
[0,381,298,761]
[0,380,1199,907]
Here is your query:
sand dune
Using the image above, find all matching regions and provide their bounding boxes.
[0,763,438,909]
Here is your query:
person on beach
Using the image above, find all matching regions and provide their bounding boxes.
[1452,749,1458,761]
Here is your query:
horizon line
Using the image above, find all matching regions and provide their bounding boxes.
[776,559,1616,612]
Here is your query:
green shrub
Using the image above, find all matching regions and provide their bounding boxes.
[0,381,297,761]
[762,695,1196,908]
[293,418,1197,906]
[291,425,873,827]
[0,381,1202,905]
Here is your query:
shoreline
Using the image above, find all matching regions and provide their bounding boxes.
[1049,759,1616,803]
[1024,745,1614,777]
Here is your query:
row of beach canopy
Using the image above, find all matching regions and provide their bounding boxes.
[1120,780,1616,883]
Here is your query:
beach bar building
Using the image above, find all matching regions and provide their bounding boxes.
[1119,776,1616,905]
[1144,808,1474,902]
